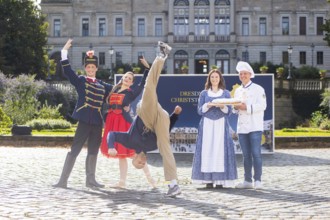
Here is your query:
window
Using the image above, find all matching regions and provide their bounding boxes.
[242,17,249,36]
[174,16,189,35]
[115,51,123,66]
[173,1,189,42]
[316,51,323,65]
[282,51,289,64]
[155,18,163,36]
[259,17,267,36]
[194,16,210,36]
[260,52,266,64]
[98,18,106,36]
[316,17,324,35]
[299,17,306,35]
[82,18,89,36]
[215,16,230,36]
[299,51,306,65]
[282,17,289,35]
[115,18,123,36]
[242,51,249,62]
[138,18,145,37]
[174,50,188,74]
[99,52,105,65]
[53,19,61,37]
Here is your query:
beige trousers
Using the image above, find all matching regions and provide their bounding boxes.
[136,56,178,181]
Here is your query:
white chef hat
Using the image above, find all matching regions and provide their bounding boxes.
[236,61,255,78]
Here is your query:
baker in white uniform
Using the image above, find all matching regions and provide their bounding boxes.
[233,61,267,190]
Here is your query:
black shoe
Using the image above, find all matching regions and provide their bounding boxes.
[206,183,213,189]
[215,185,223,189]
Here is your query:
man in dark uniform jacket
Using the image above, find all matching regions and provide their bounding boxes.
[53,39,112,188]
[107,42,182,197]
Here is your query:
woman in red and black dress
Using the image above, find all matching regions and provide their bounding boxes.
[100,57,156,188]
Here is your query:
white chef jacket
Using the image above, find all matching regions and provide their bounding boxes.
[233,81,267,134]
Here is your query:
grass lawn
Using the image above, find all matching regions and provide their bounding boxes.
[35,128,330,137]
[275,128,330,137]
[2,128,330,137]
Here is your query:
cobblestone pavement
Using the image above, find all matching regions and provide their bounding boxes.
[1,147,330,220]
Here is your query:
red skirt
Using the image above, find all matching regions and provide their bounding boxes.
[100,112,136,158]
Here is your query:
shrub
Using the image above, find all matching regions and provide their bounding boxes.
[320,88,330,114]
[38,85,70,118]
[0,106,13,135]
[37,83,78,122]
[96,68,111,79]
[0,71,8,104]
[26,119,71,130]
[3,75,45,124]
[295,66,319,79]
[310,110,328,128]
[319,119,330,130]
[37,101,63,119]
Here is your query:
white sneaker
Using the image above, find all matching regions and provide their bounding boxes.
[254,181,263,190]
[158,41,172,58]
[166,185,181,197]
[236,181,253,189]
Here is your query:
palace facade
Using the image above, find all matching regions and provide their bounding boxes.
[40,0,330,76]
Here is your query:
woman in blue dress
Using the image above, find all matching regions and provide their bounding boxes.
[191,69,237,188]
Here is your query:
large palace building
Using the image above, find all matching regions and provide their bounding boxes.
[40,0,330,76]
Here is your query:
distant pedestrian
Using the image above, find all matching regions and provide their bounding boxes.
[233,61,267,190]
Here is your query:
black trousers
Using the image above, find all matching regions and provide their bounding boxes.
[70,121,102,157]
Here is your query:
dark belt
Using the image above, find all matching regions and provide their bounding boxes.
[109,104,122,110]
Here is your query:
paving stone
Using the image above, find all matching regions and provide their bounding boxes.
[1,147,330,219]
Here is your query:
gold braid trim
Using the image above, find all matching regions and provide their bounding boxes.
[85,82,106,93]
[76,103,102,112]
[85,89,105,98]
[86,96,103,104]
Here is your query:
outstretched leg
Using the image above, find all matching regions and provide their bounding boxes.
[136,56,166,131]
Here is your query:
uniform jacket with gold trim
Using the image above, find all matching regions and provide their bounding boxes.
[61,59,112,125]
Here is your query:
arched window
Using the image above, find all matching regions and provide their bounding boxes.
[194,50,209,74]
[215,50,230,74]
[174,50,189,74]
[174,0,189,6]
[194,0,209,6]
[215,0,230,5]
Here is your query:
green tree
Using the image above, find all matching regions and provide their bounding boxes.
[322,18,330,46]
[0,0,48,79]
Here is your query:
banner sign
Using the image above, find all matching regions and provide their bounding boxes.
[116,74,274,154]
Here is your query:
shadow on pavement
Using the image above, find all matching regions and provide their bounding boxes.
[68,187,231,217]
[209,187,330,204]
